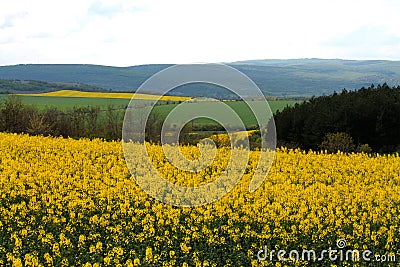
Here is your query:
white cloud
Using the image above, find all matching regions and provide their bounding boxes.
[0,0,400,66]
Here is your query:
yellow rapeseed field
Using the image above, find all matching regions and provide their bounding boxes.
[19,90,191,102]
[0,132,399,266]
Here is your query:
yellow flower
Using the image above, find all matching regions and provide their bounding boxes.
[104,257,111,266]
[145,247,153,263]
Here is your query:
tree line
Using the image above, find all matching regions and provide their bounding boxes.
[267,83,400,153]
[0,96,124,140]
[0,95,195,143]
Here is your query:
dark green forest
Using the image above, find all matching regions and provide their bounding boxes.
[268,83,400,153]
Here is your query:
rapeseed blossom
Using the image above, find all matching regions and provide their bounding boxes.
[0,133,399,266]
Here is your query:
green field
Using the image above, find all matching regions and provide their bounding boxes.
[0,94,298,128]
[0,95,130,110]
[153,100,297,128]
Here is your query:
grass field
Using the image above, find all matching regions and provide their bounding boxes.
[150,100,297,128]
[0,95,131,110]
[0,90,189,110]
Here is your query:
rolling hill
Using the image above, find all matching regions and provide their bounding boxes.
[0,78,105,94]
[1,59,400,97]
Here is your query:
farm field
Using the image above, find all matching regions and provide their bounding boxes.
[0,95,131,110]
[0,90,189,111]
[0,132,399,266]
[0,92,298,128]
[153,100,297,128]
[18,90,192,101]
[2,91,297,112]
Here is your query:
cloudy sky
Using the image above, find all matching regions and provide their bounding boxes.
[1,0,400,66]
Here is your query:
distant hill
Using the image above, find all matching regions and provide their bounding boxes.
[0,59,400,97]
[230,59,400,96]
[0,78,105,94]
[0,64,170,94]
